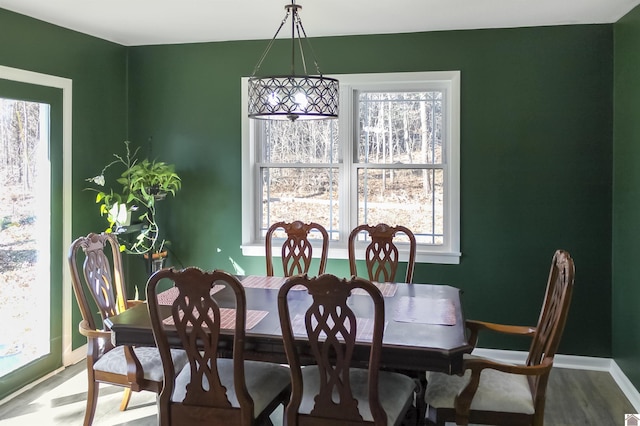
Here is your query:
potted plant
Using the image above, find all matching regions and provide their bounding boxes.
[86,140,181,256]
[121,158,181,202]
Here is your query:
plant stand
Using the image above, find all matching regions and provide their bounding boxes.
[144,251,168,276]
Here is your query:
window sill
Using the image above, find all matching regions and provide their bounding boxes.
[241,243,461,265]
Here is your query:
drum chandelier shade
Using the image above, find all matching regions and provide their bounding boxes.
[248,2,339,122]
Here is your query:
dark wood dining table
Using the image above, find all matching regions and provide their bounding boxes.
[105,275,472,422]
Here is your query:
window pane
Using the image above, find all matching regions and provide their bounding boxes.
[357,168,443,244]
[261,167,339,240]
[261,120,338,164]
[358,91,443,165]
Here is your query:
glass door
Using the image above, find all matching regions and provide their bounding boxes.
[0,78,63,400]
[0,98,51,375]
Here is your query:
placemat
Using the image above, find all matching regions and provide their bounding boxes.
[290,313,385,342]
[392,296,456,326]
[156,285,225,306]
[241,275,285,289]
[351,282,398,297]
[241,275,305,290]
[162,308,268,330]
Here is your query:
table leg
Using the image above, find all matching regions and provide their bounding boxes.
[400,372,428,426]
[416,373,428,426]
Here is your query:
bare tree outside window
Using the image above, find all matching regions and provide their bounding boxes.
[357,91,444,244]
[259,120,339,240]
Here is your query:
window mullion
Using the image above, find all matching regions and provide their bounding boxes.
[339,84,355,246]
[356,163,444,170]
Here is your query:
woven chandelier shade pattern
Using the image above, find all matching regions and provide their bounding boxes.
[248,2,339,121]
[248,75,339,121]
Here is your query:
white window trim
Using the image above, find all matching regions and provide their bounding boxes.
[241,71,461,265]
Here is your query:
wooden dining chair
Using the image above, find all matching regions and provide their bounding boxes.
[348,223,417,283]
[278,273,417,425]
[146,267,291,426]
[68,232,188,426]
[265,220,329,277]
[424,249,576,426]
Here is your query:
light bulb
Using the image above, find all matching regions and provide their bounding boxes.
[268,92,279,107]
[294,91,308,109]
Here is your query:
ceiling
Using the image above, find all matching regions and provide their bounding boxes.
[0,0,639,46]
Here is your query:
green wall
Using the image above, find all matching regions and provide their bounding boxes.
[613,5,640,389]
[128,25,613,356]
[0,8,128,354]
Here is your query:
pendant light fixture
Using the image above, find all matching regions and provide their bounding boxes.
[248,1,339,121]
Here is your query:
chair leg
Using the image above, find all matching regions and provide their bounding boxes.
[84,379,99,426]
[119,387,133,411]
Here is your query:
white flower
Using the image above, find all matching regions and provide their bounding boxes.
[86,175,105,186]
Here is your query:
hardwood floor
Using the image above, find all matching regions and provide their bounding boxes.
[0,362,158,426]
[544,367,635,426]
[0,361,635,425]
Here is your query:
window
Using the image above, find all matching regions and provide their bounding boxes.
[241,71,460,264]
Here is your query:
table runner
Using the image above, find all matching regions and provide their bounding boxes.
[162,308,268,330]
[392,296,456,326]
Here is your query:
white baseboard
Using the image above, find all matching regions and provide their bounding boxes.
[610,360,640,413]
[473,348,640,412]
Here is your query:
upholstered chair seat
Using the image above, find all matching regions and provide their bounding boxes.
[172,359,291,416]
[425,355,535,416]
[94,346,188,383]
[299,367,417,425]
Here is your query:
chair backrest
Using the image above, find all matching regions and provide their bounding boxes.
[146,267,254,425]
[526,249,575,402]
[348,223,417,283]
[68,232,129,331]
[278,274,386,424]
[265,220,329,277]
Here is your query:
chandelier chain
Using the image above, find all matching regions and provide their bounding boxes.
[251,8,292,76]
[293,11,323,76]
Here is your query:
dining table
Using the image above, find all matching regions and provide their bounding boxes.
[105,274,473,423]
